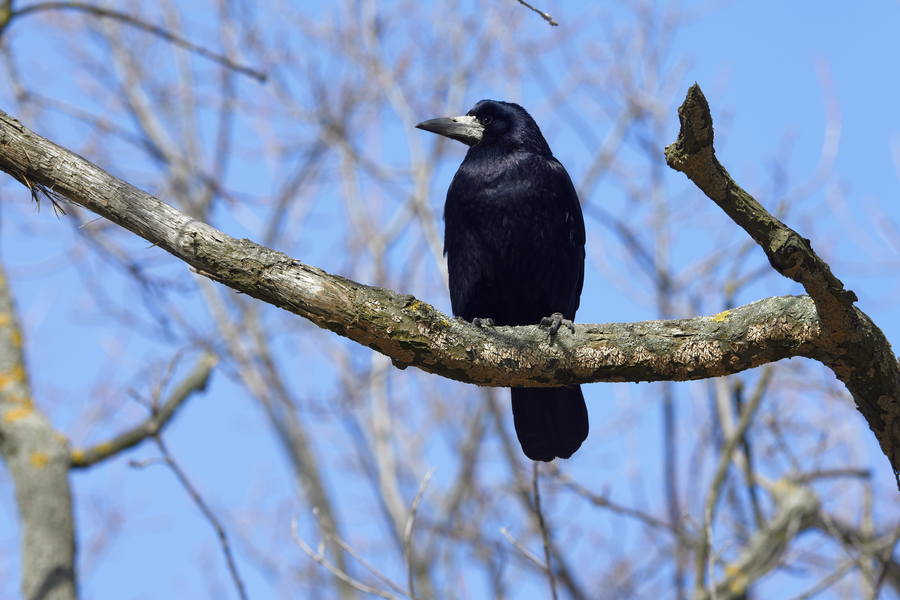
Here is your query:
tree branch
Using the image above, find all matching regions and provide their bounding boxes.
[664,84,900,486]
[70,353,216,469]
[0,86,898,485]
[696,480,820,600]
[513,0,558,26]
[3,2,266,81]
[0,109,822,385]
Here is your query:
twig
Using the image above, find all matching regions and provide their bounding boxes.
[71,353,217,468]
[514,0,558,26]
[500,527,546,569]
[328,535,409,597]
[872,525,900,598]
[555,471,683,537]
[532,463,559,600]
[156,435,248,600]
[10,2,266,81]
[786,557,856,600]
[698,480,820,600]
[403,467,434,600]
[790,468,871,484]
[696,371,766,595]
[291,518,399,600]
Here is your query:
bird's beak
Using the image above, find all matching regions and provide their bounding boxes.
[415,115,483,146]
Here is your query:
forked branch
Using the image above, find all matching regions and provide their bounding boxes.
[0,83,898,484]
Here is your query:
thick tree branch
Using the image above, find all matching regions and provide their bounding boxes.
[664,84,857,331]
[0,91,898,484]
[665,84,900,485]
[70,353,216,469]
[0,110,823,387]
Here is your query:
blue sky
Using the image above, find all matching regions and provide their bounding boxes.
[2,1,900,598]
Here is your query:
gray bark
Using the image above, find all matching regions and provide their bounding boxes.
[0,263,77,600]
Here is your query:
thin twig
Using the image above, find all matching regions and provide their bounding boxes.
[12,2,266,81]
[533,463,559,600]
[291,518,399,600]
[871,524,900,598]
[403,467,434,600]
[156,436,248,600]
[786,557,856,600]
[556,473,683,538]
[514,0,558,26]
[500,527,546,569]
[696,374,766,595]
[329,535,409,597]
[71,353,216,468]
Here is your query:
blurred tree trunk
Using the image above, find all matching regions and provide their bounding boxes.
[0,262,77,600]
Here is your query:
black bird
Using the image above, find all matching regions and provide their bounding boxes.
[416,100,588,461]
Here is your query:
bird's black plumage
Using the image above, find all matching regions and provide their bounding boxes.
[417,100,588,461]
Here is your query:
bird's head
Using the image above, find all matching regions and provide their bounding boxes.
[416,100,551,154]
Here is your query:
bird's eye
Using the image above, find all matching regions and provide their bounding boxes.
[481,115,493,126]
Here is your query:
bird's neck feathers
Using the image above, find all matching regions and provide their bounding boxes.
[466,130,552,160]
[474,113,553,157]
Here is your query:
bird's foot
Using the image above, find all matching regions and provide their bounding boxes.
[540,312,574,337]
[454,316,496,328]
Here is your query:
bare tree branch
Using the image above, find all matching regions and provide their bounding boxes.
[664,83,900,486]
[514,0,558,26]
[3,1,266,81]
[403,467,434,600]
[70,353,216,469]
[153,435,248,600]
[532,464,559,600]
[0,80,898,492]
[0,110,823,384]
[696,480,820,600]
[697,368,765,594]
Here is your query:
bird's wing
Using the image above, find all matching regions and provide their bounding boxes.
[544,155,586,317]
[444,151,586,324]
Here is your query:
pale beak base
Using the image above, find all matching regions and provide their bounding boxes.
[415,115,484,146]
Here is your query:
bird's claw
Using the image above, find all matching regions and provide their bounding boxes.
[455,316,496,328]
[540,312,574,337]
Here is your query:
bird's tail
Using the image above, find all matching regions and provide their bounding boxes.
[510,386,588,461]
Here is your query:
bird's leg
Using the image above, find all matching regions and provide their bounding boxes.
[472,317,496,328]
[540,312,575,337]
[455,316,496,328]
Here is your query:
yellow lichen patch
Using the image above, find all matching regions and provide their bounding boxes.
[0,313,10,327]
[95,441,113,456]
[728,572,749,595]
[71,448,85,464]
[406,300,423,311]
[724,563,741,578]
[7,393,32,406]
[9,328,21,348]
[29,452,50,468]
[3,405,32,422]
[711,310,731,323]
[0,365,25,389]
